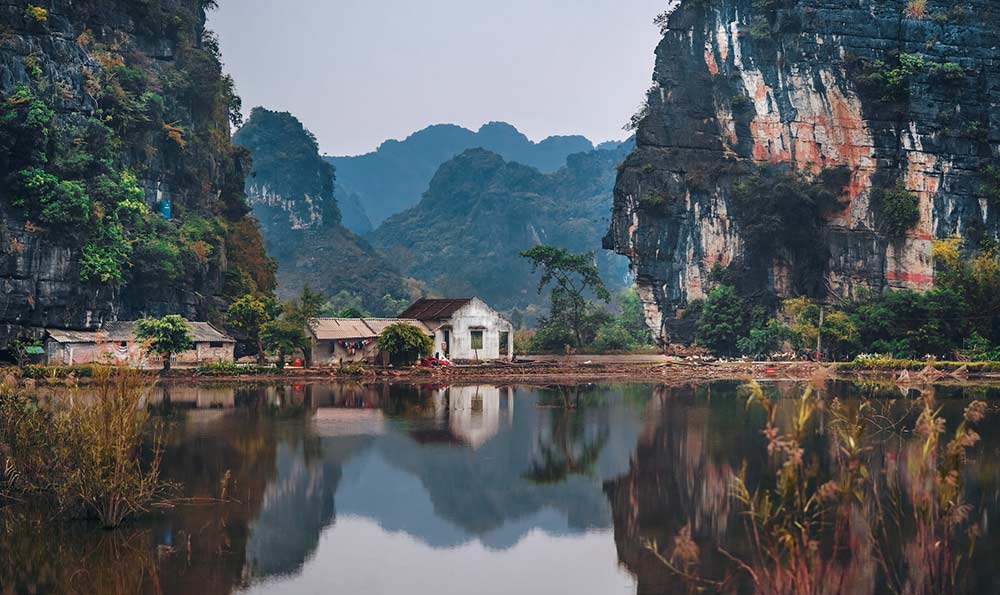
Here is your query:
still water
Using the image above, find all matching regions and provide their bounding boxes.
[3,380,1000,594]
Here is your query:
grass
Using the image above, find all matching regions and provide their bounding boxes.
[646,381,989,594]
[839,358,1000,373]
[0,365,175,528]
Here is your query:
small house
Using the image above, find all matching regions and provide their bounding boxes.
[44,321,235,368]
[399,297,514,362]
[309,318,433,366]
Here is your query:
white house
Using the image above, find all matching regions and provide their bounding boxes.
[44,321,235,368]
[399,298,514,362]
[309,318,433,365]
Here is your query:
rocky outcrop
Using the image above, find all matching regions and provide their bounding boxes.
[234,108,411,312]
[0,0,273,348]
[606,0,999,343]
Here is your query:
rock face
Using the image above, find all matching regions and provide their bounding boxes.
[234,108,411,313]
[606,0,1000,343]
[0,0,273,348]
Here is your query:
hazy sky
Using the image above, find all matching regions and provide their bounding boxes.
[209,0,665,156]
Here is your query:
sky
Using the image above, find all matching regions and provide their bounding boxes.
[209,0,666,156]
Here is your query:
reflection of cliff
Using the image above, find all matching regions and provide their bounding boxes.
[244,435,373,579]
[604,383,761,594]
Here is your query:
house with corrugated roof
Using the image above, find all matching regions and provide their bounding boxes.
[45,321,235,367]
[399,297,513,362]
[309,318,433,366]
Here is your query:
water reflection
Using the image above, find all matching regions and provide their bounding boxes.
[2,380,999,594]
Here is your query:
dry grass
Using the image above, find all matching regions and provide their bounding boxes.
[647,381,988,594]
[905,0,927,19]
[0,365,175,528]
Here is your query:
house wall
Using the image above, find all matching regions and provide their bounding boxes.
[436,299,514,361]
[46,341,233,367]
[312,338,379,366]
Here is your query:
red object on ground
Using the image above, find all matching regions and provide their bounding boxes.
[420,357,452,368]
[292,358,303,367]
[765,368,776,376]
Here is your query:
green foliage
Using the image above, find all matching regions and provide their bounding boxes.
[225,294,277,363]
[522,245,612,349]
[872,181,920,241]
[12,168,91,228]
[378,323,433,366]
[0,85,53,168]
[696,285,747,356]
[737,319,790,359]
[260,316,305,369]
[730,165,848,296]
[134,315,192,370]
[980,163,1000,206]
[24,5,47,23]
[854,52,927,105]
[80,221,130,284]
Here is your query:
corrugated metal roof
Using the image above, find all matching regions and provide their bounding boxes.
[398,298,472,320]
[311,319,378,341]
[46,321,233,344]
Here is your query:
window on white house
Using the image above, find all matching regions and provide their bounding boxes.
[470,330,484,350]
[209,341,224,348]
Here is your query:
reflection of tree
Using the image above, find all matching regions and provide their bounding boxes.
[524,387,608,483]
[524,407,609,484]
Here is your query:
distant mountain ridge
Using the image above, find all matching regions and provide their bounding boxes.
[370,139,635,314]
[327,121,601,228]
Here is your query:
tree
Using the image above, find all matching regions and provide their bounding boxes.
[260,316,305,369]
[378,323,433,366]
[521,245,611,349]
[696,285,746,356]
[284,285,325,367]
[225,294,277,364]
[135,315,192,372]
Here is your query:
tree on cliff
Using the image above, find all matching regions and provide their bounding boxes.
[521,245,611,349]
[135,315,192,372]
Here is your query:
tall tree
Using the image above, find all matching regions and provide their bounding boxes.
[521,246,610,349]
[135,315,192,372]
[225,294,277,364]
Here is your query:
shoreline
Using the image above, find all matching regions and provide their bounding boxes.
[13,359,1000,388]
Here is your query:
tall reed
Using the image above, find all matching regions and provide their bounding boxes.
[0,365,174,528]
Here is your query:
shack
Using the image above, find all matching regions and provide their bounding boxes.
[399,297,514,362]
[309,318,433,366]
[44,321,235,368]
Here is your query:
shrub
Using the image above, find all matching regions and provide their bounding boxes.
[378,323,433,366]
[696,285,746,356]
[904,0,927,19]
[24,5,47,23]
[0,366,173,528]
[737,319,790,359]
[12,168,92,228]
[872,181,920,241]
[592,323,636,352]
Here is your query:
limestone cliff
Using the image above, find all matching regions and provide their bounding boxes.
[234,108,411,314]
[0,0,273,348]
[606,0,999,343]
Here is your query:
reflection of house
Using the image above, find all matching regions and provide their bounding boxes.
[399,298,514,361]
[432,386,514,448]
[44,322,235,367]
[309,318,432,365]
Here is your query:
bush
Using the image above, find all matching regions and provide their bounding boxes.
[737,319,790,359]
[378,323,433,366]
[12,168,92,228]
[696,285,746,356]
[592,323,636,352]
[872,182,920,241]
[0,366,173,527]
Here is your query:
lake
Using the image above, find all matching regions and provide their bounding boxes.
[3,380,1000,594]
